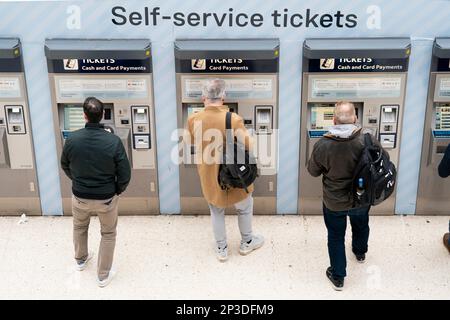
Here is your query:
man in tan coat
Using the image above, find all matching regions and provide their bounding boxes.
[186,79,264,262]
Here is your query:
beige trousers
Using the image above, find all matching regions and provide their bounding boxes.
[72,195,118,280]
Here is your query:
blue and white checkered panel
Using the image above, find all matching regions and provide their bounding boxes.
[151,42,180,214]
[395,39,433,215]
[276,41,302,214]
[1,0,450,215]
[22,43,63,216]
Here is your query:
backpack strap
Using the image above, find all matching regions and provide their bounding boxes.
[364,132,373,147]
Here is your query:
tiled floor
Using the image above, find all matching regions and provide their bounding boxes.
[0,215,448,299]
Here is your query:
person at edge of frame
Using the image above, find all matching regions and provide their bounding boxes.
[437,144,450,254]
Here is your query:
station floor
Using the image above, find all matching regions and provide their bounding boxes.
[0,214,448,300]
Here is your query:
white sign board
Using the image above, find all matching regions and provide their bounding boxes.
[0,77,21,98]
[311,77,402,99]
[56,78,148,100]
[183,77,273,99]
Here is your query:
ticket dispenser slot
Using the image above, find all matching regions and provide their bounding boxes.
[0,127,10,168]
[379,105,398,149]
[255,106,273,134]
[5,106,26,135]
[131,106,150,149]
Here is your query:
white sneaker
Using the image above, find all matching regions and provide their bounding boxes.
[76,251,93,271]
[97,270,116,288]
[216,246,228,262]
[239,235,264,255]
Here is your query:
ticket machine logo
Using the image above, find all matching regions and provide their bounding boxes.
[191,59,206,70]
[63,59,79,70]
[320,58,335,70]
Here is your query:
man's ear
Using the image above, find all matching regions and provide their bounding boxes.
[201,97,206,103]
[84,113,88,122]
[333,116,337,126]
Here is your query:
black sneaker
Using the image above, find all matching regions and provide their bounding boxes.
[326,267,344,291]
[355,253,366,263]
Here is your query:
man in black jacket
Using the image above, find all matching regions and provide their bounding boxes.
[308,101,387,291]
[438,145,450,254]
[61,97,131,287]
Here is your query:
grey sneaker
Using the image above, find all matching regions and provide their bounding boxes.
[216,246,228,262]
[239,235,264,255]
[97,270,116,288]
[76,251,93,271]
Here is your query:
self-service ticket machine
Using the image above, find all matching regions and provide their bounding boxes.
[175,39,279,214]
[417,38,450,215]
[45,39,158,215]
[0,38,40,215]
[298,38,411,215]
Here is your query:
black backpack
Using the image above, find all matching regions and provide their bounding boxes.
[352,133,397,207]
[218,112,258,193]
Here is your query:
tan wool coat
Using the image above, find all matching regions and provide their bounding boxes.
[186,105,254,208]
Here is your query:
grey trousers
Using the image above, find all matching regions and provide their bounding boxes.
[72,195,118,281]
[208,195,253,248]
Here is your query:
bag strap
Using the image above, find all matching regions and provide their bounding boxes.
[364,132,373,147]
[226,111,232,130]
[225,112,234,147]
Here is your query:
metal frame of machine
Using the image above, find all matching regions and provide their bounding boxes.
[0,38,41,215]
[174,38,280,215]
[298,38,411,215]
[45,39,159,215]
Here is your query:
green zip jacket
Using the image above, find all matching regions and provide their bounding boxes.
[307,128,385,211]
[61,123,131,200]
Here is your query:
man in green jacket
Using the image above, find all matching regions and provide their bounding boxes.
[61,97,131,288]
[308,101,387,291]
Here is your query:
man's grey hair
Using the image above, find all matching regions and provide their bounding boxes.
[334,101,356,124]
[202,78,226,102]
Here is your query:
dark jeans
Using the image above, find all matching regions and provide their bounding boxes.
[323,204,370,280]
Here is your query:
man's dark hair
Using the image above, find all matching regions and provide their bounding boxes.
[83,97,104,123]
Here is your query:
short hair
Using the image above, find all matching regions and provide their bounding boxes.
[334,101,356,124]
[83,97,104,123]
[202,78,226,101]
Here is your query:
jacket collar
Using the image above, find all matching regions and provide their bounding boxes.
[324,127,362,141]
[85,122,104,129]
[204,105,229,112]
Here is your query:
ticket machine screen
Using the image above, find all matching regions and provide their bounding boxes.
[61,103,114,131]
[310,104,335,130]
[185,103,238,118]
[187,104,204,117]
[309,103,363,132]
[63,104,84,131]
